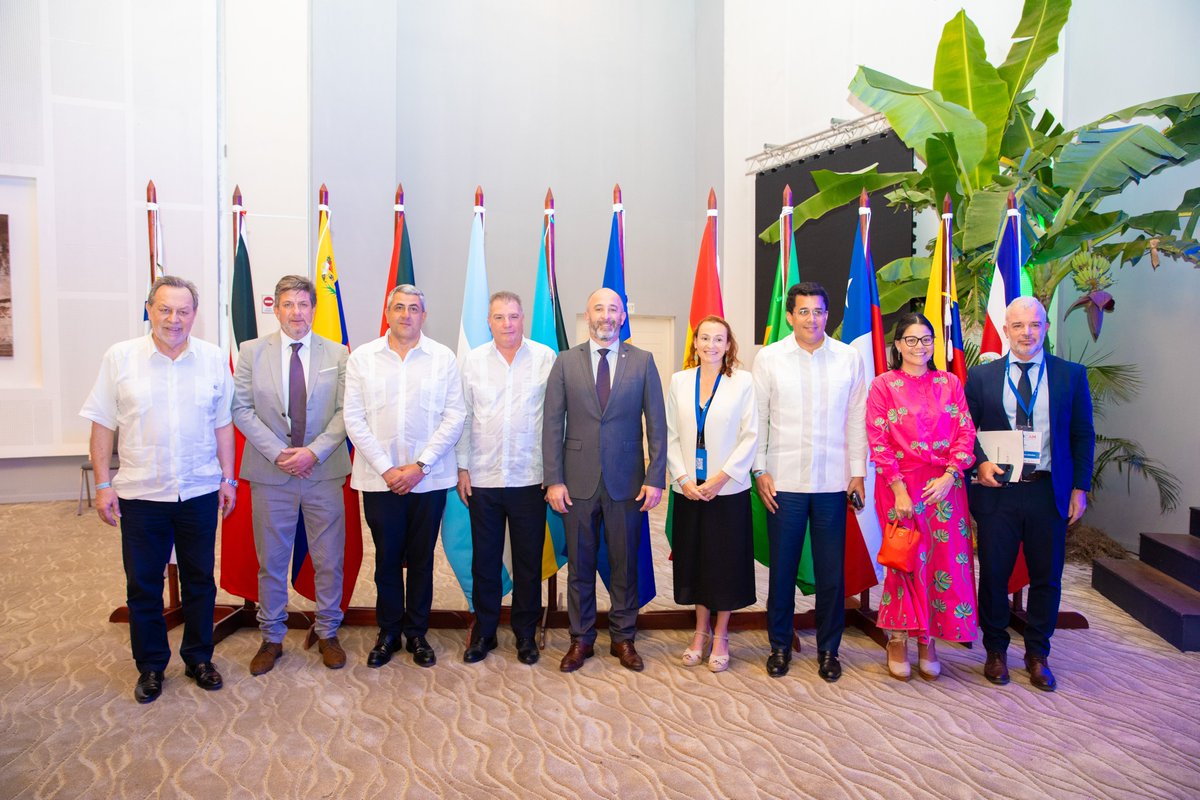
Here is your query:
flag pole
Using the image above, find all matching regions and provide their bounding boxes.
[782,184,793,288]
[613,183,624,271]
[542,184,559,645]
[941,194,954,368]
[145,181,158,283]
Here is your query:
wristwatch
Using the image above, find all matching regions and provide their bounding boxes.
[416,461,431,475]
[222,477,239,489]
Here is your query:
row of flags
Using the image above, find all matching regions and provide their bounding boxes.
[143,178,1034,615]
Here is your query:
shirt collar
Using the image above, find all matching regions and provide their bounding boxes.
[144,333,196,361]
[490,338,528,359]
[1008,348,1045,371]
[781,333,828,356]
[590,338,619,356]
[281,330,313,350]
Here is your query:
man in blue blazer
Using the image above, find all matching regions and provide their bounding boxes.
[965,297,1094,691]
[543,288,667,673]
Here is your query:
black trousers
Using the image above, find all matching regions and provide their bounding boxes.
[467,484,546,639]
[976,478,1067,658]
[119,492,218,673]
[362,489,447,638]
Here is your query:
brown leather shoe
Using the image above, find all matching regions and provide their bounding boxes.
[559,640,595,673]
[1024,654,1057,692]
[610,639,645,672]
[318,636,346,670]
[984,650,1009,685]
[250,641,283,676]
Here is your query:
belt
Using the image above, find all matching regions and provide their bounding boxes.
[1018,470,1051,483]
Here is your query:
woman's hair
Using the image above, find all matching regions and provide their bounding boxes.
[684,315,740,377]
[888,312,937,372]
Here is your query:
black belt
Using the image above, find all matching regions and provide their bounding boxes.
[1018,470,1051,483]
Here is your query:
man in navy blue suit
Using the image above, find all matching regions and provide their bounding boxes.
[965,297,1094,692]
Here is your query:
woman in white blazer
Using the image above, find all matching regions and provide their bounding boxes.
[666,316,758,672]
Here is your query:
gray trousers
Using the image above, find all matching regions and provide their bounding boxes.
[250,476,346,641]
[564,480,641,645]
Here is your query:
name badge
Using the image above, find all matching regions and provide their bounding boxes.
[695,449,708,483]
[1021,429,1042,464]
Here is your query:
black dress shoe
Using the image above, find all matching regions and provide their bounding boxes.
[463,635,499,663]
[184,662,223,691]
[406,634,437,667]
[766,648,791,678]
[367,631,403,668]
[1024,654,1057,692]
[817,651,842,683]
[134,670,164,704]
[516,637,540,665]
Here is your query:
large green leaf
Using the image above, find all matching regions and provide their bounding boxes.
[1053,124,1187,192]
[1124,210,1182,237]
[849,66,987,176]
[962,189,1010,252]
[1100,93,1200,124]
[923,133,964,213]
[1001,97,1043,160]
[1179,187,1200,239]
[1032,210,1127,263]
[933,10,1010,187]
[878,277,928,315]
[878,257,931,282]
[997,0,1071,114]
[757,167,914,244]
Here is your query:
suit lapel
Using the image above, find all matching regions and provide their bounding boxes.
[576,343,603,417]
[266,332,285,410]
[992,358,1012,430]
[607,342,632,416]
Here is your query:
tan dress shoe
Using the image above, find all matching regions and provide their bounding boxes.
[250,641,283,675]
[318,636,347,669]
[984,650,1009,685]
[610,639,645,672]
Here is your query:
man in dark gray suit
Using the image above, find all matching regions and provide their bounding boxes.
[543,287,667,673]
[232,275,352,675]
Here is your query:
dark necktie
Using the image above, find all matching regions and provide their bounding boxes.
[1016,361,1034,477]
[596,348,611,412]
[1015,362,1033,428]
[289,342,306,447]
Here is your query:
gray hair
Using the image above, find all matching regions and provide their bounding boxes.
[274,275,316,305]
[387,283,425,311]
[1006,296,1047,321]
[146,275,198,310]
[489,290,523,310]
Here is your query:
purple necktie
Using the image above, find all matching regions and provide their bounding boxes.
[596,348,611,412]
[289,342,306,447]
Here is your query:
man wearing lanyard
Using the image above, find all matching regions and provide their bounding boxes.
[752,282,867,681]
[81,276,237,704]
[965,297,1094,691]
[456,291,556,665]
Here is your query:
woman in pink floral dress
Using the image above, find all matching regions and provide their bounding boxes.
[867,313,977,681]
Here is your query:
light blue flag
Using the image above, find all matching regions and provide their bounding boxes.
[442,206,510,612]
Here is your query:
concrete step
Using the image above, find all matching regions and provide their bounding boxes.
[1092,557,1200,652]
[1140,533,1200,593]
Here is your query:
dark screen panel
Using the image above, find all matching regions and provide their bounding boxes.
[754,130,913,337]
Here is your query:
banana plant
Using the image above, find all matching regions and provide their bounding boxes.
[760,0,1200,331]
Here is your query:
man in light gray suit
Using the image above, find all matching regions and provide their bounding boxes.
[544,287,667,673]
[232,275,352,674]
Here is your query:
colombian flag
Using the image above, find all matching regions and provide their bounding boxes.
[925,197,968,386]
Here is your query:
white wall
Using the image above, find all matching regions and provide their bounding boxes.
[311,0,715,360]
[1058,0,1200,546]
[0,0,217,499]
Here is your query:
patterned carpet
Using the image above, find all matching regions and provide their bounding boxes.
[1,500,1198,799]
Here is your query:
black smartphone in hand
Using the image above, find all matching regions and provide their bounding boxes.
[848,490,864,510]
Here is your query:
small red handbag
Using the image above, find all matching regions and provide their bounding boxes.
[877,519,920,572]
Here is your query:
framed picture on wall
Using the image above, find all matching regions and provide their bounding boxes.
[0,214,11,357]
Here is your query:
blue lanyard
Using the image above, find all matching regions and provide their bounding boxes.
[1005,355,1045,422]
[694,369,722,447]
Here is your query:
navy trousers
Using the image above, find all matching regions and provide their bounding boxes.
[119,492,218,673]
[975,478,1067,657]
[467,484,546,640]
[765,491,846,654]
[362,489,447,638]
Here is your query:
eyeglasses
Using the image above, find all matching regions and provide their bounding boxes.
[791,308,828,319]
[901,336,934,347]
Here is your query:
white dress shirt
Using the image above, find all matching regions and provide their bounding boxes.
[456,338,557,488]
[279,330,312,415]
[666,367,759,496]
[343,333,466,493]
[752,334,867,493]
[589,338,618,387]
[79,334,233,502]
[1002,349,1052,470]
